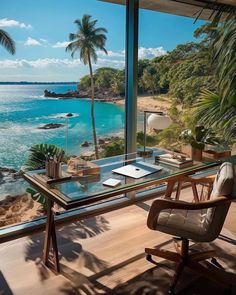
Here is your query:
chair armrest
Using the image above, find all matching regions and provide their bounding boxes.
[147,196,229,230]
[179,174,215,184]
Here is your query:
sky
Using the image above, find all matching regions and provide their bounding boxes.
[0,0,205,82]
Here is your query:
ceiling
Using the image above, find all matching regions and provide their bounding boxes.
[99,0,236,20]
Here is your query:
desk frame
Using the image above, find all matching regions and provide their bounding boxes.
[24,161,219,273]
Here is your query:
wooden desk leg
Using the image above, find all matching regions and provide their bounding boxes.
[165,181,176,199]
[43,198,60,273]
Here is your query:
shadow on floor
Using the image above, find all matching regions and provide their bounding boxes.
[0,271,14,295]
[24,215,110,282]
[59,232,236,295]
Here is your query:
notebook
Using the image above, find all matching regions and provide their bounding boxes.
[112,161,162,179]
[103,178,122,187]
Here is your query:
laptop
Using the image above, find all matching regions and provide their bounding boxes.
[112,161,162,179]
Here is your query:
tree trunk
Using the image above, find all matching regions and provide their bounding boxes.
[88,54,99,159]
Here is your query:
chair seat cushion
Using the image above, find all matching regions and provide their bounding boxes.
[156,208,208,240]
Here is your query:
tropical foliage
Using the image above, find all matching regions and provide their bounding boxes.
[66,14,108,159]
[210,6,236,105]
[194,6,236,143]
[195,90,236,141]
[26,187,47,211]
[78,40,216,106]
[79,67,125,96]
[0,29,15,55]
[25,144,65,170]
[103,139,124,157]
[179,125,220,150]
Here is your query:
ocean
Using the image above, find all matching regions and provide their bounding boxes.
[0,83,125,170]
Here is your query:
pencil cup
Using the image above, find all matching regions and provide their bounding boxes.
[46,161,62,179]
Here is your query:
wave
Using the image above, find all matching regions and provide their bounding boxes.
[47,112,80,119]
[27,95,59,100]
[0,105,30,114]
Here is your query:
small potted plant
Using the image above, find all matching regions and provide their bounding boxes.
[179,126,219,161]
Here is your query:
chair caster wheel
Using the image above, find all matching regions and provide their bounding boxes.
[146,254,152,262]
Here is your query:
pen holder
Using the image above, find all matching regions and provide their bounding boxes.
[46,161,62,179]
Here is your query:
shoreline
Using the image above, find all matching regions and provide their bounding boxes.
[0,93,173,228]
[115,95,173,112]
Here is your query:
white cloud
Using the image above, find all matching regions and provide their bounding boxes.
[0,58,82,69]
[97,50,125,58]
[94,58,125,68]
[24,37,42,46]
[52,41,70,48]
[97,47,166,60]
[138,47,167,59]
[0,46,166,71]
[0,18,32,29]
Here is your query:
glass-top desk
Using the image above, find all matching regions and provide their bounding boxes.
[23,150,228,272]
[24,150,222,210]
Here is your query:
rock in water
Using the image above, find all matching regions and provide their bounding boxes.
[37,123,64,130]
[81,141,90,147]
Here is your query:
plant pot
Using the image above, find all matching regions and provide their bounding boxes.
[191,147,202,161]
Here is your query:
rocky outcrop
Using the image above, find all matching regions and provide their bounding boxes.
[44,85,124,101]
[37,123,64,130]
[80,141,92,147]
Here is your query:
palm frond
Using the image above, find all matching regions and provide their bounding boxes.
[25,144,65,170]
[0,29,15,55]
[194,90,236,141]
[66,14,108,64]
[210,6,236,105]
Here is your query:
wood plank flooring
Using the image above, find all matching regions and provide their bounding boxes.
[1,187,236,295]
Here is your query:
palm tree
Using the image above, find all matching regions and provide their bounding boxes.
[66,15,107,159]
[0,29,15,55]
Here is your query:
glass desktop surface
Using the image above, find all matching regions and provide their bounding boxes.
[50,150,220,203]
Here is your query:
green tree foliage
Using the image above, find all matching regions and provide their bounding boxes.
[136,131,159,146]
[140,65,160,96]
[94,67,117,89]
[80,67,125,96]
[79,75,91,89]
[111,70,125,96]
[77,34,216,107]
[156,124,182,149]
[103,140,124,157]
[165,43,216,106]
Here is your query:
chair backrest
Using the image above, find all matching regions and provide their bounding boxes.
[204,162,235,241]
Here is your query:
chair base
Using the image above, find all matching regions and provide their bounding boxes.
[145,238,231,294]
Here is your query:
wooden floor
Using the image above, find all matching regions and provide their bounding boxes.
[1,187,236,295]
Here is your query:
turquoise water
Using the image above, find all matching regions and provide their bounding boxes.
[0,84,125,169]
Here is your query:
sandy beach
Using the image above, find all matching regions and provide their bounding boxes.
[0,194,44,228]
[116,95,173,111]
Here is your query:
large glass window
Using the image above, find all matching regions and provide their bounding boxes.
[136,8,232,162]
[0,0,125,231]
